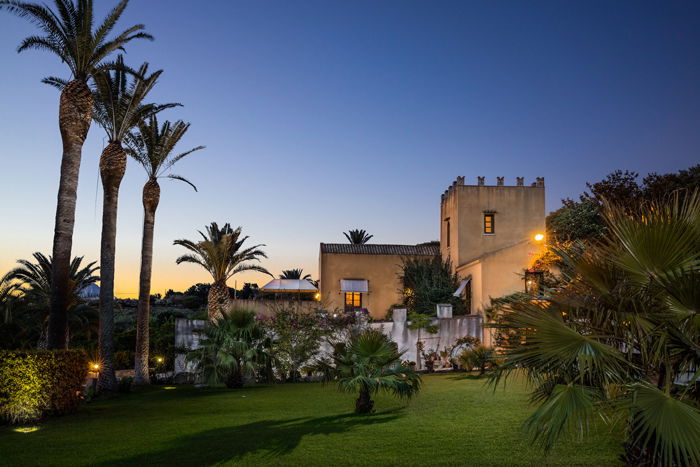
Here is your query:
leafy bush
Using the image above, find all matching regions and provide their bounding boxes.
[458,345,497,375]
[186,308,269,388]
[0,350,87,424]
[118,376,133,394]
[261,305,358,382]
[400,256,467,315]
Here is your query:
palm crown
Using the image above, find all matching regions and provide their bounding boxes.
[320,328,421,413]
[91,56,175,143]
[279,268,311,280]
[174,223,271,283]
[344,229,373,244]
[126,114,204,189]
[4,252,99,309]
[0,0,152,82]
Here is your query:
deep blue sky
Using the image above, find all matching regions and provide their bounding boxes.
[1,1,698,295]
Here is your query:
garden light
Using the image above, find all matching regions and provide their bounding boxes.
[90,363,100,371]
[13,426,40,434]
[156,357,164,363]
[533,233,545,242]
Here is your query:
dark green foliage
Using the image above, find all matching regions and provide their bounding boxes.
[316,329,421,413]
[279,268,311,280]
[343,229,373,244]
[400,256,466,315]
[0,350,87,423]
[547,165,700,242]
[546,199,605,243]
[186,308,269,388]
[261,306,343,382]
[491,191,700,466]
[117,376,132,394]
[458,345,498,375]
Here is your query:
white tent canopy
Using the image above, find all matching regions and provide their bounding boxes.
[260,279,318,293]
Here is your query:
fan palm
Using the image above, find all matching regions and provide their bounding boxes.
[0,0,152,349]
[174,223,271,320]
[318,328,421,413]
[279,268,311,280]
[490,191,700,466]
[91,57,174,390]
[4,252,99,346]
[126,115,204,385]
[186,308,267,388]
[344,229,373,244]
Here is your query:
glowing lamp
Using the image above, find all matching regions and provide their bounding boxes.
[534,233,545,242]
[314,293,321,301]
[156,357,164,363]
[91,363,100,371]
[14,426,40,434]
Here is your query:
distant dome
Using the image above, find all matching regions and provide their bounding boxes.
[79,284,100,298]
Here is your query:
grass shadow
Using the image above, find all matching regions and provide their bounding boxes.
[95,410,403,466]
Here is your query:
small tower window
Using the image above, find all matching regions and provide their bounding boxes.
[445,218,450,247]
[483,214,495,234]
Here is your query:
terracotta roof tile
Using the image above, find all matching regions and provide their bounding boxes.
[320,243,439,256]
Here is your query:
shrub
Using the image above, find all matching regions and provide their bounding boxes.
[118,376,133,394]
[0,350,87,424]
[458,345,497,375]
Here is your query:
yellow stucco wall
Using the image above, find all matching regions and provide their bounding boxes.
[440,182,545,268]
[319,251,432,319]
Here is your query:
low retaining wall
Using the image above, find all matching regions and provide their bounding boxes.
[174,306,483,377]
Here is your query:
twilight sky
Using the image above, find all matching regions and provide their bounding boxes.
[1,0,698,297]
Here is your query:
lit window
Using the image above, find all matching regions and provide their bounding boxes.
[484,214,495,234]
[344,292,362,311]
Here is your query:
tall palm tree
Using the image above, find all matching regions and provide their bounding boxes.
[126,115,204,385]
[0,0,152,349]
[174,223,271,320]
[91,57,173,391]
[490,191,700,466]
[4,252,99,346]
[317,328,421,413]
[279,268,311,280]
[344,229,373,244]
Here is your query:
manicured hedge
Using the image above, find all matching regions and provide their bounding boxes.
[0,350,88,424]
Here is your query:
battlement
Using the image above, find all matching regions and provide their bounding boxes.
[441,176,544,202]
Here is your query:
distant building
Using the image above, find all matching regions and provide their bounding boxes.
[78,283,100,301]
[318,176,546,336]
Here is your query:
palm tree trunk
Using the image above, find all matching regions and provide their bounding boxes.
[47,80,93,349]
[208,280,230,321]
[134,179,160,385]
[98,142,126,391]
[355,388,374,414]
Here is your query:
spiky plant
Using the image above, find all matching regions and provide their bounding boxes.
[343,229,373,244]
[279,268,311,280]
[490,191,700,466]
[126,115,204,385]
[174,223,271,320]
[0,0,152,349]
[186,308,267,388]
[319,328,421,413]
[4,252,99,346]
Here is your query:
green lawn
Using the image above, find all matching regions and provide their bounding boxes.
[0,373,622,466]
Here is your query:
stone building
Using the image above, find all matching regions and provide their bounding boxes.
[318,176,546,330]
